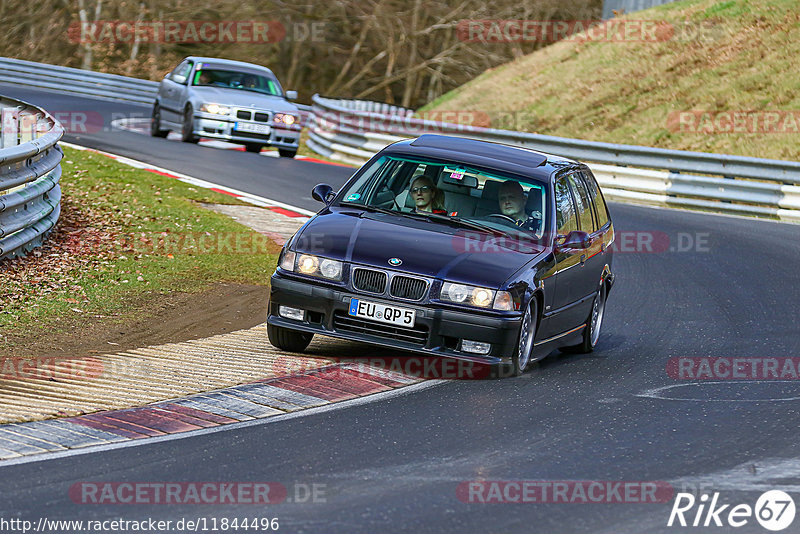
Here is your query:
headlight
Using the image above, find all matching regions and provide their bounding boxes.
[274,113,297,125]
[440,283,515,310]
[295,254,343,281]
[200,103,231,115]
[441,282,497,308]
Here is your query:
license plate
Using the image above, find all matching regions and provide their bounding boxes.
[348,298,416,327]
[234,122,271,135]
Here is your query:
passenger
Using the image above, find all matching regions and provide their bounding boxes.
[498,180,528,225]
[197,71,212,85]
[409,176,446,214]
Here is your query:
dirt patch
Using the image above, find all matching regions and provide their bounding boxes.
[0,283,268,360]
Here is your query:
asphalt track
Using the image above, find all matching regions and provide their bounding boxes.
[2,85,800,533]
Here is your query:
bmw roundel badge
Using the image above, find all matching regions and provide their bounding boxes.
[388,257,402,266]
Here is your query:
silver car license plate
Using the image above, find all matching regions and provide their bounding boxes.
[234,122,271,135]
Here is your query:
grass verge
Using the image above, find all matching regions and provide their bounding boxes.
[421,0,800,161]
[0,146,280,344]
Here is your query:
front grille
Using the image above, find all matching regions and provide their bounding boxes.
[254,112,270,122]
[390,275,427,300]
[333,311,428,345]
[352,268,387,294]
[236,132,271,141]
[237,110,252,120]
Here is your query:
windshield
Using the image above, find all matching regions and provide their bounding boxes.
[192,68,282,96]
[338,155,548,240]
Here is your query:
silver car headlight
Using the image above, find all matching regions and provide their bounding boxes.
[199,103,231,116]
[274,113,298,125]
[440,282,514,311]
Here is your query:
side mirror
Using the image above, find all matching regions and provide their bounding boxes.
[557,230,591,250]
[312,183,335,205]
[285,90,298,101]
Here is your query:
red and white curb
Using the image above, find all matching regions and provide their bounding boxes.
[60,141,314,218]
[0,363,429,462]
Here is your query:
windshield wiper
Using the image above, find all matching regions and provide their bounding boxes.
[339,202,397,217]
[339,202,509,237]
[419,212,509,237]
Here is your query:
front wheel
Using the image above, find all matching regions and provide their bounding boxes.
[244,143,263,153]
[510,299,538,376]
[150,104,169,138]
[181,106,199,143]
[278,148,297,158]
[267,323,313,353]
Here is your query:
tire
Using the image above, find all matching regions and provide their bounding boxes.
[509,299,538,376]
[244,143,263,153]
[267,323,313,353]
[562,280,607,354]
[150,104,169,138]
[181,106,199,143]
[278,148,297,158]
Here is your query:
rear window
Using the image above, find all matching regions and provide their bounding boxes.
[581,170,610,228]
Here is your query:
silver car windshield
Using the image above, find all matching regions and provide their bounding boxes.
[338,156,548,239]
[192,68,282,97]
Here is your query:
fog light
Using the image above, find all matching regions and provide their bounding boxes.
[461,340,491,354]
[279,306,305,321]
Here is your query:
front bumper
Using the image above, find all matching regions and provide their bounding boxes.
[268,274,522,365]
[193,115,300,149]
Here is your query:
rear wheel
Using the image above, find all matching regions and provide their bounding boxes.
[267,323,313,353]
[181,106,199,143]
[150,104,168,138]
[244,143,263,153]
[509,299,538,376]
[278,148,297,158]
[562,281,607,354]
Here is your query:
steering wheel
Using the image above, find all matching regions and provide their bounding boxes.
[484,213,518,224]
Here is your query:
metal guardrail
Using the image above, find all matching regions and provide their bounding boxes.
[0,57,159,105]
[308,95,800,223]
[0,96,64,260]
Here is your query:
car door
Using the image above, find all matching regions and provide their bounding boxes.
[543,173,586,336]
[160,60,193,124]
[566,171,605,307]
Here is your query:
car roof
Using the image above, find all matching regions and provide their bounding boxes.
[184,56,275,76]
[382,134,578,182]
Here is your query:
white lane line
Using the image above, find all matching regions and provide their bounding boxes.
[0,379,445,468]
[59,141,316,216]
[636,381,800,402]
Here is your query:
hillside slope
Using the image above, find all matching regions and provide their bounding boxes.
[422,0,800,161]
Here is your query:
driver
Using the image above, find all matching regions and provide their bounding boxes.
[498,181,528,225]
[497,181,541,232]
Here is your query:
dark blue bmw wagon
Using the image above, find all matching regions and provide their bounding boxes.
[267,134,615,375]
